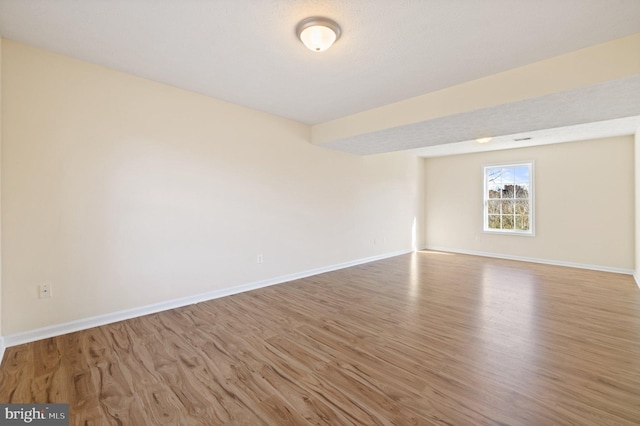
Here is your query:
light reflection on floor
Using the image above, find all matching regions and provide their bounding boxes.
[478,261,541,388]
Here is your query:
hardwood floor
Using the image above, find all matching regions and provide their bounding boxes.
[1,250,640,425]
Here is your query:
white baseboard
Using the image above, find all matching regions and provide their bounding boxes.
[2,249,412,349]
[422,245,635,276]
[634,273,640,290]
[0,337,5,367]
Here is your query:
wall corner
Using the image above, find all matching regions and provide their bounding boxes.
[635,127,640,286]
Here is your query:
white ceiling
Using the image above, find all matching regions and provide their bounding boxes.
[0,0,640,124]
[0,0,639,126]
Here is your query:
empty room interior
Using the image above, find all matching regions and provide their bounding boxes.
[0,1,640,424]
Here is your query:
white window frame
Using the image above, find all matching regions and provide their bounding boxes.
[483,161,535,236]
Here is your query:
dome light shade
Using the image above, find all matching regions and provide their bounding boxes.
[476,137,492,144]
[296,17,341,52]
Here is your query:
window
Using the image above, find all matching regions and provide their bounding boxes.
[483,162,533,235]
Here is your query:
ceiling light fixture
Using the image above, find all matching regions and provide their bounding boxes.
[296,17,341,52]
[476,137,492,144]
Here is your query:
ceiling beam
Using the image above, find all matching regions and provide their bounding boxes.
[311,33,640,150]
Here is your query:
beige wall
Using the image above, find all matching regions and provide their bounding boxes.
[424,137,635,270]
[1,40,424,335]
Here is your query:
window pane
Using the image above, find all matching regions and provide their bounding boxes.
[516,215,530,231]
[515,166,529,185]
[515,200,529,214]
[488,215,501,229]
[488,184,502,199]
[516,184,529,198]
[501,168,515,184]
[487,167,502,184]
[501,200,514,214]
[488,200,500,214]
[502,215,514,229]
[502,184,514,198]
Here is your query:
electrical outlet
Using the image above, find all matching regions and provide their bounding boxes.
[39,282,52,299]
[257,254,263,264]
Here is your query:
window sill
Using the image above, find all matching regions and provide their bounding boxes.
[483,229,535,237]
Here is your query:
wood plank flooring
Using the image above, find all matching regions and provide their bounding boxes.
[1,250,640,425]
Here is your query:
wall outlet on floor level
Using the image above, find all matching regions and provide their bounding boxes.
[257,254,263,264]
[39,282,52,299]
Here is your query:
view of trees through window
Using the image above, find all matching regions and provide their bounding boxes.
[484,163,532,234]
